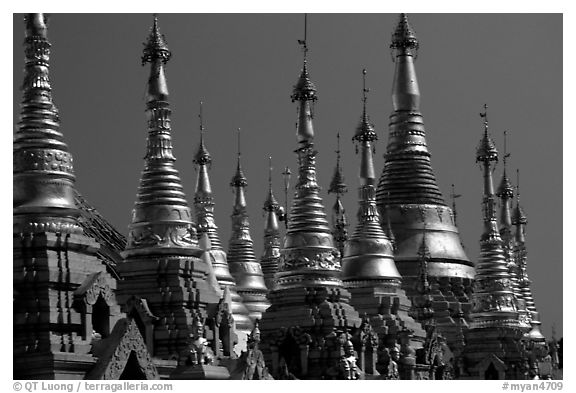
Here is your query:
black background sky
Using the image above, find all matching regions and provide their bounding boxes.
[12,13,563,338]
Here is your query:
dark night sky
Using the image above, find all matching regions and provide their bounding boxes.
[12,13,563,338]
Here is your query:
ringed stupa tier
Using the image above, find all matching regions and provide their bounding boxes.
[259,28,361,379]
[13,14,127,379]
[375,14,473,347]
[341,69,425,371]
[227,129,270,322]
[117,16,222,362]
[192,104,253,336]
[260,157,282,291]
[461,106,524,379]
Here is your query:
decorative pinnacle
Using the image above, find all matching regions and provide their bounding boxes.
[451,184,462,224]
[328,133,348,195]
[497,130,514,198]
[292,14,317,102]
[264,156,280,212]
[476,104,498,164]
[353,69,378,144]
[194,101,212,166]
[142,14,171,65]
[231,128,248,188]
[390,13,419,55]
[281,166,292,228]
[513,169,527,225]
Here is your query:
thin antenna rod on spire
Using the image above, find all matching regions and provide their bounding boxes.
[298,14,309,59]
[503,130,511,164]
[480,103,488,133]
[362,68,369,105]
[237,128,241,158]
[516,169,521,197]
[268,156,273,188]
[282,166,292,228]
[199,101,204,133]
[451,183,462,225]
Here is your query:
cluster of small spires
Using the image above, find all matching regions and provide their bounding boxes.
[13,13,549,379]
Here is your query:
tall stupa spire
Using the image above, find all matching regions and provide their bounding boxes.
[14,14,82,235]
[513,170,545,342]
[192,105,253,337]
[259,15,361,379]
[461,106,525,377]
[342,68,425,367]
[260,157,282,290]
[328,133,349,260]
[375,14,472,350]
[470,105,520,329]
[227,128,270,322]
[124,15,197,256]
[342,68,401,285]
[496,132,529,329]
[117,15,223,364]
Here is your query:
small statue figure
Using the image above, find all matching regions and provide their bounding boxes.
[384,345,400,380]
[337,339,362,380]
[186,316,214,366]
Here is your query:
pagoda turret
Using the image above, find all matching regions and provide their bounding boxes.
[513,171,545,345]
[259,20,361,379]
[461,106,525,379]
[496,132,530,330]
[13,14,134,379]
[192,104,253,337]
[327,133,349,261]
[341,69,426,378]
[117,16,223,367]
[260,157,282,291]
[227,129,270,322]
[375,13,473,352]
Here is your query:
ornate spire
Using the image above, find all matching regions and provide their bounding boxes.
[292,15,317,144]
[513,171,538,320]
[328,133,349,259]
[470,105,520,329]
[124,15,198,256]
[227,128,270,322]
[260,157,282,290]
[192,104,253,335]
[14,14,82,234]
[259,21,361,378]
[193,101,220,247]
[495,132,527,328]
[274,16,343,291]
[376,14,471,351]
[342,69,400,284]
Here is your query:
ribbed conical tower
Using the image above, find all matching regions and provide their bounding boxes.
[341,70,425,377]
[14,14,81,235]
[260,157,282,291]
[124,16,197,256]
[13,14,123,379]
[227,129,270,322]
[328,133,349,260]
[496,132,530,330]
[513,172,545,344]
[259,24,361,379]
[375,13,473,352]
[117,16,222,363]
[461,106,525,379]
[192,104,253,336]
